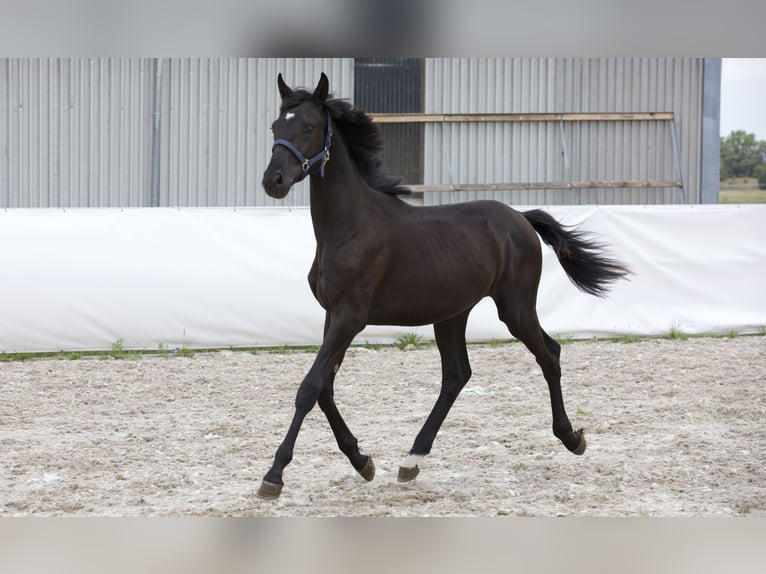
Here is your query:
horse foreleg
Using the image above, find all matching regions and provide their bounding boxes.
[315,310,374,481]
[257,310,365,500]
[318,378,375,481]
[398,311,472,482]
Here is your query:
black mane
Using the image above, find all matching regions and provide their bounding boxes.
[280,90,411,196]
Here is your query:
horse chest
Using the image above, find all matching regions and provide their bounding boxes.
[310,248,368,309]
[312,263,331,308]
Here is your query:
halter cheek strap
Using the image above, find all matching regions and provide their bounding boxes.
[272,113,333,181]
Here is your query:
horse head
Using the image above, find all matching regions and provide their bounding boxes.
[262,73,333,199]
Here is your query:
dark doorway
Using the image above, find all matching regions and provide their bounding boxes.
[354,58,424,185]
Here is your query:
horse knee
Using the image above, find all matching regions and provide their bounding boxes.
[442,371,471,402]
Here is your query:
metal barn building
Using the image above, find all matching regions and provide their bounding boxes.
[1,58,720,208]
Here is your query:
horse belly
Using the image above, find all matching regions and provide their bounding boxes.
[366,252,494,326]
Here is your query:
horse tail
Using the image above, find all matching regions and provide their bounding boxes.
[522,209,630,297]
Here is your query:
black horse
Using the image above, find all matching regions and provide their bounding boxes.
[258,73,629,500]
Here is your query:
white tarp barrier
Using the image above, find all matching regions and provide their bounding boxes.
[1,205,765,353]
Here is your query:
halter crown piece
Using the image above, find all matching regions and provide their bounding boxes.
[272,112,333,182]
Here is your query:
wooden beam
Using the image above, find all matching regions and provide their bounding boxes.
[369,112,675,124]
[409,180,683,192]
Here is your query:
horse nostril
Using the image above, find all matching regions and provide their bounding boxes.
[275,172,283,186]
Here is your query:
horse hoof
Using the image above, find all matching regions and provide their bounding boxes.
[572,430,586,455]
[359,456,375,482]
[397,465,420,483]
[256,480,283,500]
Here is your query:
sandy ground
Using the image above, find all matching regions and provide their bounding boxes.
[1,336,764,517]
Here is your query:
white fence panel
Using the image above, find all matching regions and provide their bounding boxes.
[1,205,764,353]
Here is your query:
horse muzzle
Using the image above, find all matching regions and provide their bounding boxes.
[262,156,297,199]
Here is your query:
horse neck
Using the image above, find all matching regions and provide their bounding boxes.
[308,131,373,242]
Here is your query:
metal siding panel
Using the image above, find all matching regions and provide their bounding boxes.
[700,59,721,203]
[5,60,21,206]
[0,58,702,208]
[87,60,98,206]
[423,58,702,206]
[1,58,152,208]
[0,61,7,206]
[0,58,353,209]
[158,58,353,208]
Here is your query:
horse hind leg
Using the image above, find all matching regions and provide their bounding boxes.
[540,330,586,454]
[398,310,472,482]
[495,296,586,455]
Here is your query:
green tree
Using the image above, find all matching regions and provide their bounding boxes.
[720,130,766,180]
[755,163,766,190]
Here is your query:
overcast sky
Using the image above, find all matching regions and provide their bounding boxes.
[720,58,766,141]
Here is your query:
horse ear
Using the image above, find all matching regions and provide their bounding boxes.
[313,73,329,102]
[277,73,292,100]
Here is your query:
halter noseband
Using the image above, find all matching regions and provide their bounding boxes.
[272,112,333,181]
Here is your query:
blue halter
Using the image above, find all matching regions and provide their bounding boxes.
[272,112,333,181]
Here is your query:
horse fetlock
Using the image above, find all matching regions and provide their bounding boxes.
[552,422,573,441]
[553,423,586,454]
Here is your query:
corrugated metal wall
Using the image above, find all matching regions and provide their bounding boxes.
[423,58,703,205]
[159,58,353,208]
[2,58,703,208]
[0,58,353,208]
[1,59,153,208]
